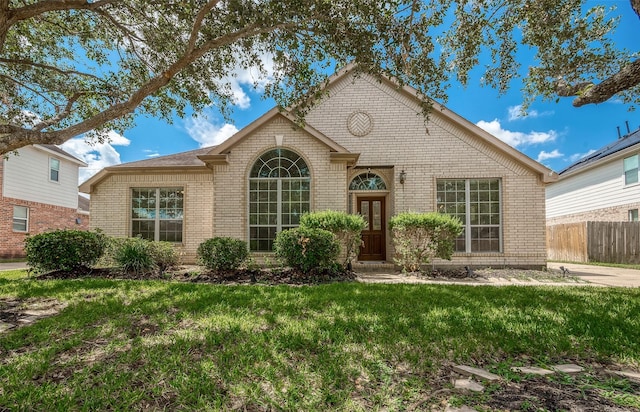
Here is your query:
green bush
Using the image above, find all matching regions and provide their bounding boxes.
[273,227,340,272]
[148,241,180,272]
[114,237,155,274]
[24,229,107,273]
[197,237,248,271]
[300,210,366,268]
[389,212,463,272]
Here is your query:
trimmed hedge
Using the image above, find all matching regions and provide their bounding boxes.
[24,229,107,273]
[197,237,248,271]
[274,227,340,272]
[389,212,463,272]
[300,210,365,268]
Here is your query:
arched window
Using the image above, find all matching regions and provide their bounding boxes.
[249,149,311,251]
[349,173,386,191]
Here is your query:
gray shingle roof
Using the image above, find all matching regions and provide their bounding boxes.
[40,144,85,164]
[110,146,214,168]
[559,128,640,175]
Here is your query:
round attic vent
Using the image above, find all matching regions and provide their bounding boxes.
[347,111,373,137]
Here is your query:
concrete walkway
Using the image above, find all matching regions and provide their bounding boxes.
[546,261,640,287]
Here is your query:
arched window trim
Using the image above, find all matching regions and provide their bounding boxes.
[248,148,311,252]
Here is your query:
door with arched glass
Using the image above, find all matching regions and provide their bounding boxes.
[349,173,387,261]
[249,149,311,252]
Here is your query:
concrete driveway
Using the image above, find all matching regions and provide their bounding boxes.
[547,262,640,287]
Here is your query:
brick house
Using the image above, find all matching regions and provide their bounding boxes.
[80,67,556,267]
[546,128,640,225]
[1,144,89,259]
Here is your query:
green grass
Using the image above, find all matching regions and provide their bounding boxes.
[1,278,640,410]
[0,270,29,280]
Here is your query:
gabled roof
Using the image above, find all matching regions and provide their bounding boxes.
[559,128,640,176]
[34,144,88,167]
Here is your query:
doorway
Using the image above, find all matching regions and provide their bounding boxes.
[357,196,386,261]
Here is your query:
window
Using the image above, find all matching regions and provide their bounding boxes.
[630,209,639,222]
[624,154,639,186]
[349,173,387,190]
[49,158,60,182]
[13,206,28,232]
[437,179,501,253]
[249,149,310,252]
[131,188,183,242]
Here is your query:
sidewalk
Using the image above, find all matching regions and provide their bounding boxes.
[0,262,27,272]
[546,261,640,287]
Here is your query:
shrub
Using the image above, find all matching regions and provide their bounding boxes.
[300,210,366,269]
[273,227,340,272]
[197,237,248,271]
[389,212,463,272]
[148,241,180,272]
[24,229,107,273]
[114,237,155,274]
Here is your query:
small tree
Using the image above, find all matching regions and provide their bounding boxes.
[300,211,366,269]
[273,227,340,273]
[389,212,463,273]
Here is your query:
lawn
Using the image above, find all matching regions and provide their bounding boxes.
[1,273,639,411]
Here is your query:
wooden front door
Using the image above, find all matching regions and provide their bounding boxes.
[358,197,386,261]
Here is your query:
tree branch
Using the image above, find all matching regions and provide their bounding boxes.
[556,59,640,107]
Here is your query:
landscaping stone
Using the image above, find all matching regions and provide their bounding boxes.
[453,378,485,392]
[17,316,38,324]
[0,321,16,333]
[605,369,640,381]
[552,364,584,374]
[452,365,501,381]
[510,366,555,376]
[23,308,60,317]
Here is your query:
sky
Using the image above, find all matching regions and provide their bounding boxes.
[61,1,639,184]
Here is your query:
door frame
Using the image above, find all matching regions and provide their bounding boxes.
[357,195,387,261]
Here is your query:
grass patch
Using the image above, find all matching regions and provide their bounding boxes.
[1,279,640,410]
[0,270,29,280]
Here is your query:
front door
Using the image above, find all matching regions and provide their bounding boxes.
[358,197,386,261]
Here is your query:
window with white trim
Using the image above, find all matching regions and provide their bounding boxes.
[249,149,310,252]
[624,154,639,186]
[131,188,184,242]
[437,179,502,253]
[13,206,28,232]
[49,158,60,182]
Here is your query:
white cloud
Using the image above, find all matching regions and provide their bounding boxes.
[537,149,563,162]
[217,53,276,109]
[476,119,558,147]
[60,130,130,183]
[185,114,239,147]
[507,105,553,121]
[569,149,597,162]
[143,149,160,158]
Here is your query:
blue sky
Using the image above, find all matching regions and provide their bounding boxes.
[62,1,639,184]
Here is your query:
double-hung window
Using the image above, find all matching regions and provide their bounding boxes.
[624,154,639,186]
[13,206,29,232]
[437,179,502,253]
[131,188,184,242]
[49,158,60,182]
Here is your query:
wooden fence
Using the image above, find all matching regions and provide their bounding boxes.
[547,222,640,264]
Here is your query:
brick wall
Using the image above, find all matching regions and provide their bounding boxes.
[0,196,89,258]
[546,202,640,225]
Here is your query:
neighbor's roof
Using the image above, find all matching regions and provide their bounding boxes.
[35,144,87,167]
[559,128,640,176]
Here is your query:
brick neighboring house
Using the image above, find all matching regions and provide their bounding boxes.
[546,128,640,225]
[1,144,89,259]
[81,67,556,267]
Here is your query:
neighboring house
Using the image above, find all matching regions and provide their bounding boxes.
[0,144,89,259]
[546,128,640,225]
[80,67,556,267]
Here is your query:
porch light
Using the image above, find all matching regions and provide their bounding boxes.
[399,170,406,185]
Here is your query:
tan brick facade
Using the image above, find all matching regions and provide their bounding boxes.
[84,70,552,268]
[546,202,640,225]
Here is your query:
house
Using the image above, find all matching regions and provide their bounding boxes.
[546,128,640,225]
[0,144,89,259]
[80,67,556,268]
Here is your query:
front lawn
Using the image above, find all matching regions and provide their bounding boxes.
[1,275,639,410]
